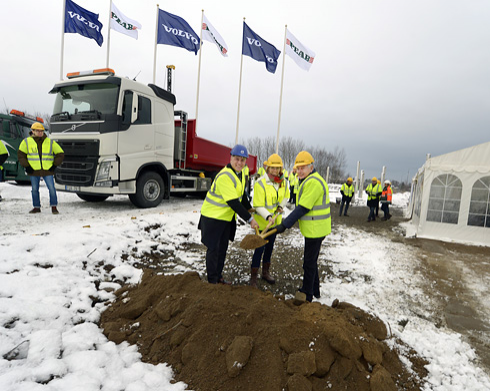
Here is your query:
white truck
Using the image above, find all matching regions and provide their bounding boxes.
[48,68,257,208]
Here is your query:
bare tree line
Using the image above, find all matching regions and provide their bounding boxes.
[239,136,347,183]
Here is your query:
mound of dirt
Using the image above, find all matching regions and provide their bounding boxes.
[100,271,427,391]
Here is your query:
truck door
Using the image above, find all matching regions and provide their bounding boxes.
[118,91,155,181]
[0,118,29,181]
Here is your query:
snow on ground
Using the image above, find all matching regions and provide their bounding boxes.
[0,181,489,391]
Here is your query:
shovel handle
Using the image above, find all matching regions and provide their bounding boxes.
[260,228,277,239]
[254,226,260,236]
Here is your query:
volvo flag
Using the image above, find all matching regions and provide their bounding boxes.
[285,29,315,71]
[65,0,103,47]
[157,9,200,54]
[242,22,281,74]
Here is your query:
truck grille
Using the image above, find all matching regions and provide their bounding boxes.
[55,140,100,186]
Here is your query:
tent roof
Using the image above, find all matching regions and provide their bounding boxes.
[425,141,490,174]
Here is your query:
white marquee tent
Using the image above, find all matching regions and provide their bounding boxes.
[408,141,490,247]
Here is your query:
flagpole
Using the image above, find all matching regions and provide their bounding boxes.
[276,25,287,154]
[235,17,246,145]
[153,4,160,84]
[60,0,67,80]
[195,10,204,129]
[106,0,112,68]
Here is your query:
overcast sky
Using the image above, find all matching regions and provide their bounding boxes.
[1,0,489,182]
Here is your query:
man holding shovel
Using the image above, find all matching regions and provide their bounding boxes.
[199,145,259,284]
[274,151,331,305]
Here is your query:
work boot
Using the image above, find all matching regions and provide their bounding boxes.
[261,262,275,284]
[52,206,59,215]
[29,207,41,214]
[250,267,259,288]
[218,278,232,285]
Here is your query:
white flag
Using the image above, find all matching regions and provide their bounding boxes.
[285,29,315,71]
[110,3,142,40]
[202,14,228,57]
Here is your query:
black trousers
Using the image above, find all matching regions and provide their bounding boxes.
[300,236,325,301]
[199,215,236,283]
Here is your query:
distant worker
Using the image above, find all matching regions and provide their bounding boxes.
[199,144,259,284]
[275,151,331,305]
[257,161,267,179]
[250,153,289,287]
[339,177,354,216]
[365,177,382,222]
[243,164,251,201]
[376,179,381,217]
[289,167,298,204]
[0,140,9,202]
[17,122,64,214]
[380,180,393,220]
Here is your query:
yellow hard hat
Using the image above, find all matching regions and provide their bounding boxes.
[267,153,283,168]
[372,177,377,182]
[377,180,381,184]
[294,151,314,167]
[347,177,353,182]
[31,122,45,131]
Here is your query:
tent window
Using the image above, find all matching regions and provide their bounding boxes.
[468,176,490,228]
[427,174,462,224]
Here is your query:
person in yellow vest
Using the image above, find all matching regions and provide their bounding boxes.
[339,177,354,217]
[250,153,290,287]
[0,140,9,202]
[365,177,382,222]
[376,179,381,217]
[256,161,267,179]
[242,164,251,201]
[17,122,64,214]
[199,144,259,284]
[380,180,393,220]
[289,167,298,204]
[275,151,331,305]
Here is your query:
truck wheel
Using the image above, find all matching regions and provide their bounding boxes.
[77,193,110,202]
[129,172,164,208]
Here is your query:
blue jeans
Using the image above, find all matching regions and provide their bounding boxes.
[30,175,58,208]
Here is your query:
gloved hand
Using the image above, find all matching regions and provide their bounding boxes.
[275,223,286,234]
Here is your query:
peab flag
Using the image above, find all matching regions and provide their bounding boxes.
[202,14,228,57]
[110,3,142,40]
[157,9,200,55]
[242,22,281,74]
[64,0,103,47]
[285,29,315,71]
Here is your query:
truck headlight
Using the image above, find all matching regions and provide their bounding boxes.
[96,161,112,181]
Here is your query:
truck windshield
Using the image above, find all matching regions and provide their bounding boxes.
[52,83,119,121]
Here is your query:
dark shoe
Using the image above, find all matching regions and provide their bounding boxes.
[0,195,2,202]
[293,291,307,306]
[344,214,349,217]
[314,292,321,299]
[52,206,59,215]
[250,268,259,288]
[218,278,232,285]
[261,263,275,284]
[387,214,392,220]
[29,208,41,214]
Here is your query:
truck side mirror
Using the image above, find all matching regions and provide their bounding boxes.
[131,93,139,123]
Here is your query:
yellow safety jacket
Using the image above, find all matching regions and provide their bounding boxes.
[253,176,289,230]
[201,166,246,221]
[18,137,64,171]
[257,166,266,177]
[341,183,354,197]
[366,183,382,201]
[0,140,8,170]
[296,172,331,238]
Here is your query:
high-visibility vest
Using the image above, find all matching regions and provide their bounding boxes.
[0,140,8,170]
[257,166,266,177]
[243,165,250,182]
[253,176,289,230]
[366,183,382,201]
[290,173,298,193]
[19,137,64,171]
[201,166,246,221]
[296,172,331,238]
[380,186,393,204]
[341,183,354,197]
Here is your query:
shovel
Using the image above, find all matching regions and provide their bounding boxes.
[239,214,278,250]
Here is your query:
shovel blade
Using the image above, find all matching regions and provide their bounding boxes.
[239,234,268,250]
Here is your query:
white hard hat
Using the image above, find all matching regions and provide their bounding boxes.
[384,180,391,185]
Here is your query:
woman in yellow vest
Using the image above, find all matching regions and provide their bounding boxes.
[199,144,259,284]
[250,153,289,287]
[380,180,393,220]
[275,151,331,305]
[17,122,64,214]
